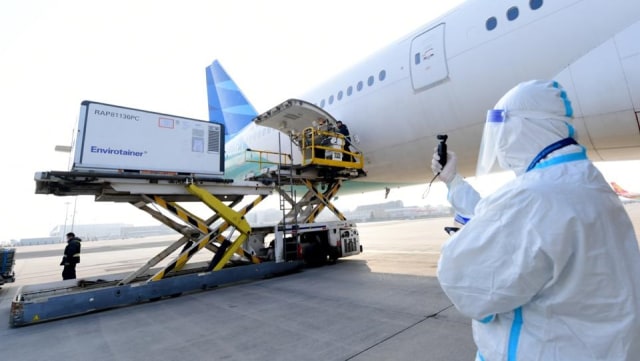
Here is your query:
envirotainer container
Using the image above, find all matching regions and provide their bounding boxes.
[72,101,224,176]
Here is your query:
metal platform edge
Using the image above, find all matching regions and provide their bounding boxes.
[10,261,302,327]
[34,170,274,202]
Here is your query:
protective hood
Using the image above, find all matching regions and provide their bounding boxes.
[476,80,576,176]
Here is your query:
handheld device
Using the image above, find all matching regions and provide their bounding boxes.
[423,133,450,199]
[437,134,448,167]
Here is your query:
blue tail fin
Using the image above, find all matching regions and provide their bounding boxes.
[206,60,258,137]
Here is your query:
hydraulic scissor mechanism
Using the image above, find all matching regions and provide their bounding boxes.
[120,187,268,285]
[276,179,345,225]
[14,99,369,327]
[12,172,297,327]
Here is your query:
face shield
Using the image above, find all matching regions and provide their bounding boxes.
[476,109,507,176]
[476,80,576,177]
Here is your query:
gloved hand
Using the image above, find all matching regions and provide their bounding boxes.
[431,147,457,184]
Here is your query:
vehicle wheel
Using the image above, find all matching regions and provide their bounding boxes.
[327,247,339,265]
[303,242,327,267]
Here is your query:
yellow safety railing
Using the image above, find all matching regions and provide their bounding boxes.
[300,127,363,169]
[244,149,292,170]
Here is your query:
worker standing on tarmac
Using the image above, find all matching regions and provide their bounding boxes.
[60,232,82,280]
[431,80,640,361]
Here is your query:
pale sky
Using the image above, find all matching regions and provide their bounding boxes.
[0,0,638,241]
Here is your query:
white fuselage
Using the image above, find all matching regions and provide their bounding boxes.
[227,0,640,188]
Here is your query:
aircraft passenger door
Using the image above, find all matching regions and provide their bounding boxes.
[410,23,448,91]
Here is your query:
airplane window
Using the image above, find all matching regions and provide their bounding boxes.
[337,90,343,100]
[379,70,386,81]
[320,99,326,108]
[329,95,334,104]
[347,86,353,96]
[530,0,543,10]
[486,17,497,31]
[357,81,363,91]
[414,53,421,65]
[507,7,519,21]
[367,75,374,86]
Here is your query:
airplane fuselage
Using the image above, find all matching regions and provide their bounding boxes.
[226,0,640,188]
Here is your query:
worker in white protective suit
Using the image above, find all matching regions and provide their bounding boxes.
[432,80,640,361]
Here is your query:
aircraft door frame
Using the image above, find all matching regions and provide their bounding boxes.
[410,23,448,92]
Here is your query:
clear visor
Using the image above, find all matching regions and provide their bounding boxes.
[476,109,506,176]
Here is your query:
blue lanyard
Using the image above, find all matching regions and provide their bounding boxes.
[525,137,586,172]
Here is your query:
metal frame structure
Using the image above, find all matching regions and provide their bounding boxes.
[11,172,301,327]
[11,99,368,327]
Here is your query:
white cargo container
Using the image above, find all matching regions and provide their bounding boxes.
[72,101,224,176]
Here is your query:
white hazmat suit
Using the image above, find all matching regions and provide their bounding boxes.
[434,80,640,361]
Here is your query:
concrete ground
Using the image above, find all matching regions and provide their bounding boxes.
[1,203,638,361]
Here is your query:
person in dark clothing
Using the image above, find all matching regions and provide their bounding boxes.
[336,120,352,161]
[60,232,81,280]
[313,117,330,159]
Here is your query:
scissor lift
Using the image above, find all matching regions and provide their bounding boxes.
[10,172,302,327]
[11,99,367,327]
[248,98,366,225]
[245,99,367,265]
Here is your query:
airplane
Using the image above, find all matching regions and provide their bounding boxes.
[611,182,640,200]
[206,0,640,193]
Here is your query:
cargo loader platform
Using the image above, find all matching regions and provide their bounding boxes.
[247,98,367,225]
[11,259,300,326]
[11,171,303,327]
[12,99,367,327]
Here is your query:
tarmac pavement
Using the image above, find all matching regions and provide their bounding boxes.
[1,203,638,361]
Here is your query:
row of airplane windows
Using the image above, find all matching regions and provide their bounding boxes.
[317,0,545,108]
[486,0,544,31]
[317,69,387,108]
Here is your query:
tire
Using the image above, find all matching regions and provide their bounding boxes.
[303,242,327,267]
[327,247,339,264]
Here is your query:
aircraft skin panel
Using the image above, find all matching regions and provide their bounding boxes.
[615,20,640,110]
[212,0,640,189]
[622,54,640,111]
[299,0,640,180]
[553,20,640,161]
[566,40,633,116]
[223,122,300,180]
[410,23,448,91]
